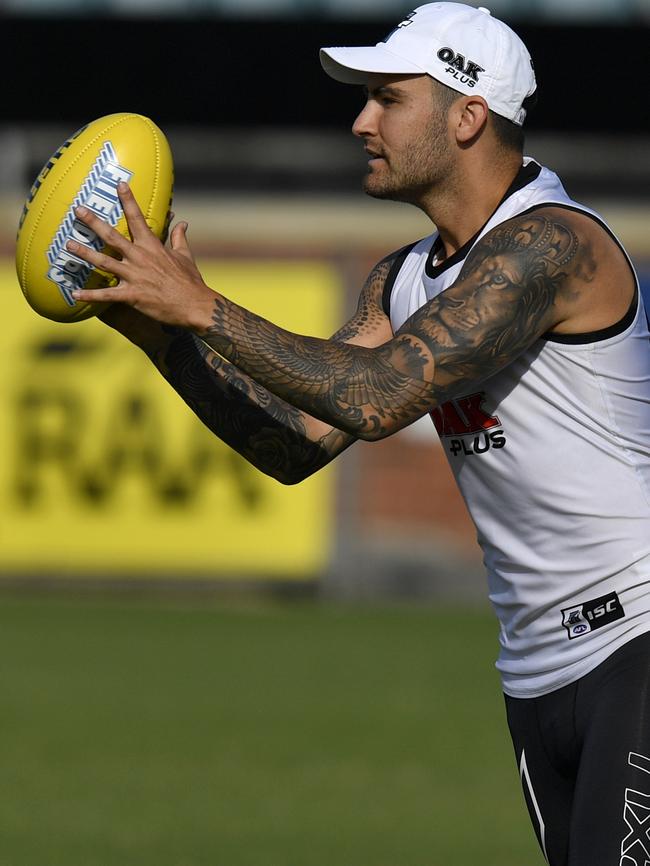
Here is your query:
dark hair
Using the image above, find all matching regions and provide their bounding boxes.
[432,77,534,154]
[490,111,525,153]
[431,78,462,112]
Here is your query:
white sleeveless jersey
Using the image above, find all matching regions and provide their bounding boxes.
[387,158,650,698]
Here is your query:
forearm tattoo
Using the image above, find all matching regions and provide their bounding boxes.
[329,256,393,344]
[152,333,351,484]
[199,211,589,441]
[144,257,398,481]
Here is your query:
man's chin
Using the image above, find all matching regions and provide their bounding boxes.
[362,174,400,201]
[362,172,427,206]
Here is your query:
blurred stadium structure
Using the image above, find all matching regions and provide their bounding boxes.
[1,0,650,19]
[0,0,649,598]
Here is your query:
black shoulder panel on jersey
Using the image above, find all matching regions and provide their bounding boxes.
[382,242,418,319]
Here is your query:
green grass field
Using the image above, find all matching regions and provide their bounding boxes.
[0,595,542,866]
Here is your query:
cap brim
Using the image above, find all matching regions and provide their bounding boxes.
[319,45,425,84]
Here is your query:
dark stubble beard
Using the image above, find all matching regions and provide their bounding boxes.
[363,108,453,205]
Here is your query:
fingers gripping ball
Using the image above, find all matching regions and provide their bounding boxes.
[15,113,174,323]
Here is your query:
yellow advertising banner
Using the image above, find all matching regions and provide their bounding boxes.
[0,259,340,578]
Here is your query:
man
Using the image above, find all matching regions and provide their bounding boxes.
[66,4,650,864]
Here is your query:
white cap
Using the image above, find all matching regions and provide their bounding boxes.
[320,3,537,126]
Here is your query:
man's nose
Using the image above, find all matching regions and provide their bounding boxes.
[352,101,378,138]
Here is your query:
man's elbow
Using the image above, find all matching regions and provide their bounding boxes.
[268,464,321,486]
[274,470,309,486]
[355,421,397,442]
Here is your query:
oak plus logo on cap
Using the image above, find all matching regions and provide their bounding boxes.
[437,47,485,88]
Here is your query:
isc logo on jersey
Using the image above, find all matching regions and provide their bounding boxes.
[431,391,506,457]
[561,592,625,640]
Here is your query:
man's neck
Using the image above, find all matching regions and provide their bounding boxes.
[419,155,524,263]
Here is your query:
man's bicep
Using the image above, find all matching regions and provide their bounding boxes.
[393,210,582,402]
[330,254,396,348]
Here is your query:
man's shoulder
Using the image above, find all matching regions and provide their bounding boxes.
[489,203,630,266]
[368,236,435,318]
[471,204,637,338]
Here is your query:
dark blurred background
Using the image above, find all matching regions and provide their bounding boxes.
[2,1,650,198]
[2,13,649,132]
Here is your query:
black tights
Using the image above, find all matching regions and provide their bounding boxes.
[506,631,650,866]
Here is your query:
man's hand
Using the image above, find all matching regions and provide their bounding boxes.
[68,182,215,331]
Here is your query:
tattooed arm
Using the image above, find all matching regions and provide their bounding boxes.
[71,198,611,443]
[192,210,598,440]
[98,254,395,484]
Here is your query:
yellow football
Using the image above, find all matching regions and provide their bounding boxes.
[16,113,174,323]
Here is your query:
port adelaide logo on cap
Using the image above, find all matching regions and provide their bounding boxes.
[562,591,625,640]
[437,47,485,89]
[383,10,417,41]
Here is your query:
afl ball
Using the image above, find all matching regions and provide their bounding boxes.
[16,113,174,322]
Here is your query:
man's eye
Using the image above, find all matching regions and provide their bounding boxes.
[491,273,508,285]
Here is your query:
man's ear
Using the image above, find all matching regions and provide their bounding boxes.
[453,96,489,144]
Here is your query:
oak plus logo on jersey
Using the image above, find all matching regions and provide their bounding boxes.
[431,391,506,457]
[436,47,485,89]
[561,591,625,640]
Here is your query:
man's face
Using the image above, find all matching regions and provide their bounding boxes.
[352,73,454,204]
